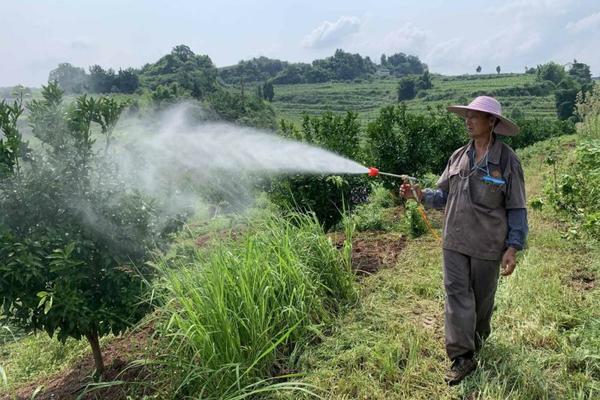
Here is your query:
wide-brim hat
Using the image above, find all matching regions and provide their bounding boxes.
[447,96,520,136]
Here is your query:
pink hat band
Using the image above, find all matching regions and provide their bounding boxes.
[447,96,520,136]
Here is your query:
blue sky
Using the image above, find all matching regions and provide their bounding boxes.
[1,0,600,86]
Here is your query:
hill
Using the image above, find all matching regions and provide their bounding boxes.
[271,73,556,125]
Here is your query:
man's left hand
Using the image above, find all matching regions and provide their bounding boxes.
[501,247,518,276]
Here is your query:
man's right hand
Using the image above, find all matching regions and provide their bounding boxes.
[399,183,423,201]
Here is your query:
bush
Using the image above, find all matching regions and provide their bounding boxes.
[403,201,427,238]
[548,86,600,238]
[347,184,395,231]
[365,104,466,186]
[501,117,575,149]
[397,76,417,101]
[269,112,366,229]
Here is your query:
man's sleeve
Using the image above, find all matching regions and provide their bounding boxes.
[436,157,452,194]
[505,154,529,249]
[506,208,528,250]
[423,189,448,210]
[505,156,527,209]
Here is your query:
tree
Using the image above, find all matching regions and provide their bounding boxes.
[568,59,593,89]
[536,62,567,85]
[262,81,274,101]
[48,63,87,93]
[417,70,433,90]
[476,66,482,73]
[496,65,501,74]
[115,68,139,93]
[555,77,582,120]
[88,65,113,93]
[139,45,218,98]
[398,77,417,101]
[0,82,178,376]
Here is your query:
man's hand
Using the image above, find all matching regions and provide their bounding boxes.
[500,247,518,276]
[399,183,423,201]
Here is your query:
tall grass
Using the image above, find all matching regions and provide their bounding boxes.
[152,210,357,399]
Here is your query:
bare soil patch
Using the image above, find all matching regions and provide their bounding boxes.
[331,231,407,275]
[7,324,158,400]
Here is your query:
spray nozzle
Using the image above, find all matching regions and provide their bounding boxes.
[367,167,417,182]
[368,167,379,177]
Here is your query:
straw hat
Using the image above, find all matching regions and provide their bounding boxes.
[447,96,520,136]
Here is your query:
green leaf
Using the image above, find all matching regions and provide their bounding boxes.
[44,296,53,315]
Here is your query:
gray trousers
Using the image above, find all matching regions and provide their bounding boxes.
[443,249,500,360]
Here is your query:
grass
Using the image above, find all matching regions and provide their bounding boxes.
[272,73,556,126]
[149,208,357,399]
[0,333,89,394]
[1,135,597,399]
[268,135,600,400]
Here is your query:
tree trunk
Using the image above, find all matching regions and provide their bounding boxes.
[85,330,105,378]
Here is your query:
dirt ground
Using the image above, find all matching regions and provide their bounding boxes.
[331,231,407,275]
[6,324,158,400]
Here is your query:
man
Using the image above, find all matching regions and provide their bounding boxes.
[400,96,528,385]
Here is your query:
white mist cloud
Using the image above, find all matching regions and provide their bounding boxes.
[302,16,361,48]
[566,11,600,33]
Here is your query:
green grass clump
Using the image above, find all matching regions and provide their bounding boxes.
[152,210,357,399]
[0,333,89,394]
[347,184,397,232]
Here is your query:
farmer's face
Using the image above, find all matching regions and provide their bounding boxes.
[465,110,494,140]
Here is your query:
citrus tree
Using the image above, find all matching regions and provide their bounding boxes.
[0,83,177,375]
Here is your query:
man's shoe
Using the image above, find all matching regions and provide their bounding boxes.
[445,356,477,386]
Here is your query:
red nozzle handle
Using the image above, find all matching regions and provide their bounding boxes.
[368,167,379,177]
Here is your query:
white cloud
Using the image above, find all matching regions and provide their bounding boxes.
[302,16,361,48]
[487,0,573,18]
[566,11,600,33]
[381,24,428,55]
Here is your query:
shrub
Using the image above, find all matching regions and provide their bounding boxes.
[365,104,466,186]
[269,112,367,229]
[403,201,427,238]
[501,117,575,149]
[548,86,600,238]
[347,184,395,231]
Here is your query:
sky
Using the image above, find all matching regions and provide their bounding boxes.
[1,0,600,87]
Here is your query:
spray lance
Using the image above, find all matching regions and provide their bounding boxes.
[366,167,441,241]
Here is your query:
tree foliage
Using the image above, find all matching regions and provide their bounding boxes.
[536,62,567,85]
[48,63,87,94]
[140,45,218,99]
[366,104,466,185]
[269,112,365,229]
[380,52,427,77]
[262,81,274,102]
[398,77,417,101]
[218,57,288,84]
[0,82,179,375]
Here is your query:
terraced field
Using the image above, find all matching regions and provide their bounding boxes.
[272,73,556,125]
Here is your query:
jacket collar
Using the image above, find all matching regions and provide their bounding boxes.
[466,137,502,165]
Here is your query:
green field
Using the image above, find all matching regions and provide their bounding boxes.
[272,73,556,126]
